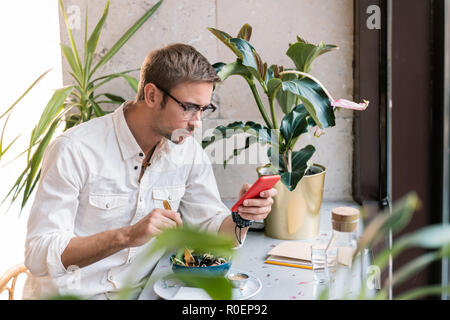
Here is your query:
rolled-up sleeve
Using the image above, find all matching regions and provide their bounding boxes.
[24,136,85,278]
[179,139,230,234]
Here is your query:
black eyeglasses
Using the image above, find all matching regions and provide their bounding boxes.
[155,85,217,119]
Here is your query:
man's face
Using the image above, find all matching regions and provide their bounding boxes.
[153,81,213,144]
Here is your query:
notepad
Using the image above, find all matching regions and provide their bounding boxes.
[265,241,355,268]
[265,255,313,269]
[265,242,312,269]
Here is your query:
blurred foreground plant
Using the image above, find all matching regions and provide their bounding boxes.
[318,191,450,300]
[122,226,236,300]
[47,193,450,301]
[48,226,236,300]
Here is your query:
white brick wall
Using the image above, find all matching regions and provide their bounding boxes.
[59,0,355,201]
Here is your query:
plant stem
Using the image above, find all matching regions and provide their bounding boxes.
[279,70,335,103]
[268,98,278,130]
[247,80,273,129]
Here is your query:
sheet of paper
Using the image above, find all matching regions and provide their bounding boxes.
[267,241,311,261]
[338,247,356,266]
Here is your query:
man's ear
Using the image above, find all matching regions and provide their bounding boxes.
[144,83,159,106]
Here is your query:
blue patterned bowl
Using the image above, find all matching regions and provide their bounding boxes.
[170,254,231,276]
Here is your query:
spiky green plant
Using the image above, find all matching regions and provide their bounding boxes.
[2,0,163,210]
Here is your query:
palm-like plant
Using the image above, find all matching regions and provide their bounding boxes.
[0,70,51,160]
[203,23,368,191]
[2,0,163,210]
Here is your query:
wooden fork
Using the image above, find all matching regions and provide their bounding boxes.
[163,200,171,210]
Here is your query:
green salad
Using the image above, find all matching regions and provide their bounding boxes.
[171,247,230,267]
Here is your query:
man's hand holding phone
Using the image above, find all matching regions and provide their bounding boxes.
[233,175,280,222]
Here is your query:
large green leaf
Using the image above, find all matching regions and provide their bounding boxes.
[280,170,304,192]
[223,135,258,169]
[269,147,312,172]
[267,78,282,103]
[90,0,163,77]
[202,121,273,150]
[372,247,450,300]
[122,75,138,93]
[84,0,110,79]
[237,23,252,41]
[291,145,315,172]
[102,93,125,104]
[282,78,335,129]
[394,285,450,300]
[286,41,338,73]
[355,192,420,257]
[64,114,81,130]
[401,225,450,248]
[89,100,106,117]
[374,224,450,273]
[143,226,235,262]
[0,70,50,160]
[22,119,61,208]
[280,104,309,149]
[390,247,449,292]
[275,70,298,114]
[213,60,253,82]
[90,69,140,94]
[0,112,20,160]
[268,145,315,191]
[59,0,83,81]
[60,44,83,83]
[30,86,73,146]
[0,69,51,120]
[207,27,243,59]
[174,273,233,300]
[229,38,263,82]
[141,227,234,301]
[264,66,274,86]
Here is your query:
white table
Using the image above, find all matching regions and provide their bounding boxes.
[138,201,373,300]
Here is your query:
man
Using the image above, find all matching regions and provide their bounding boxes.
[23,43,277,300]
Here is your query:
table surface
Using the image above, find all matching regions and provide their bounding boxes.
[138,200,371,300]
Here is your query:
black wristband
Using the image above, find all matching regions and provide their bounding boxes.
[232,212,252,244]
[232,211,252,228]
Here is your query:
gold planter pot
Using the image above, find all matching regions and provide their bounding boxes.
[259,164,326,240]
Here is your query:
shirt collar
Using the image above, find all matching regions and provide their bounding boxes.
[112,102,142,161]
[112,101,169,161]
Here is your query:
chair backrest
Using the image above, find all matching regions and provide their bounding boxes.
[0,263,29,300]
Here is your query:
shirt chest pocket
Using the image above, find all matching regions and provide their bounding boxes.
[88,193,128,220]
[152,185,185,212]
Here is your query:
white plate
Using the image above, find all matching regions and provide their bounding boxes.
[153,268,262,300]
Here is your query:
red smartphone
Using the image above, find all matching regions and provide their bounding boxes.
[231,175,281,212]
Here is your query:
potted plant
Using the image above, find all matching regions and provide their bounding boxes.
[1,0,163,210]
[203,23,368,240]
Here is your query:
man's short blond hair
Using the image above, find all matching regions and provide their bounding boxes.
[135,43,221,102]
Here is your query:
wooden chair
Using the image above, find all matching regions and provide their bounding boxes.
[0,263,29,300]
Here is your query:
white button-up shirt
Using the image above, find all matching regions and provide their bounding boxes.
[23,102,233,299]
